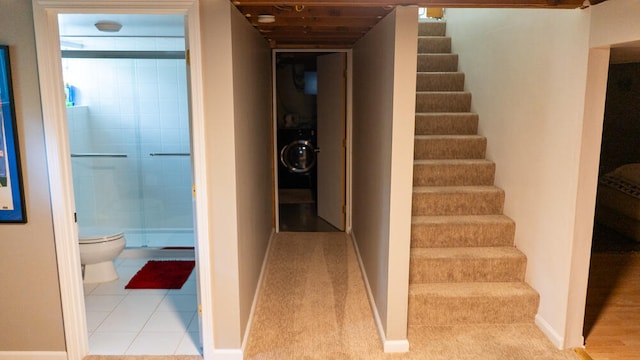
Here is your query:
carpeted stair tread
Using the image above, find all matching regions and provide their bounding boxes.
[414,135,486,159]
[412,186,505,216]
[419,21,446,36]
[417,72,465,92]
[416,91,471,113]
[407,324,579,359]
[418,36,452,53]
[411,214,515,248]
[413,159,495,186]
[408,282,540,325]
[410,246,527,283]
[415,112,479,135]
[418,54,458,72]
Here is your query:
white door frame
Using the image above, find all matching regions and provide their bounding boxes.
[31,1,213,359]
[272,49,353,233]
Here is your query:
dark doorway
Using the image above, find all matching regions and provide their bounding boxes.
[584,59,640,358]
[275,52,345,232]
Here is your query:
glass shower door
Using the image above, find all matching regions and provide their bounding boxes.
[136,57,193,247]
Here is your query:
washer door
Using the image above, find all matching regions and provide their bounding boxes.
[280,140,317,174]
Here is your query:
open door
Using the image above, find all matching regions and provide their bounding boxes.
[316,52,346,230]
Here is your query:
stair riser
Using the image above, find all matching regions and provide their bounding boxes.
[410,256,526,283]
[411,220,515,248]
[416,93,471,113]
[417,54,458,72]
[418,37,451,54]
[419,22,446,36]
[413,163,495,186]
[408,293,539,326]
[412,191,504,216]
[414,138,486,160]
[415,114,478,135]
[417,73,465,92]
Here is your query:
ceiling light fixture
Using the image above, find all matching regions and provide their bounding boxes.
[257,14,276,24]
[94,21,122,33]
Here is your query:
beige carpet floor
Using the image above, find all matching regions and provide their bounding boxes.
[245,232,580,359]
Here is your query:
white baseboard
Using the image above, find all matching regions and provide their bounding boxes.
[535,314,565,349]
[211,348,243,360]
[349,231,410,353]
[241,228,276,354]
[384,339,410,353]
[0,352,67,360]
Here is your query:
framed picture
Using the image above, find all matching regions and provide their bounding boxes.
[0,45,26,223]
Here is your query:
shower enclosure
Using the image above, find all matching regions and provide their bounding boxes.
[60,15,194,248]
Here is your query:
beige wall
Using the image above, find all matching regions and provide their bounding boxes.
[445,8,592,348]
[200,0,272,350]
[352,7,417,345]
[590,0,640,48]
[229,2,273,345]
[0,0,66,352]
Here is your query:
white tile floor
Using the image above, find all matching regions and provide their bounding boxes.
[83,253,201,356]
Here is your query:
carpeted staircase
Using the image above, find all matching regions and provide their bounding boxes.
[408,21,540,326]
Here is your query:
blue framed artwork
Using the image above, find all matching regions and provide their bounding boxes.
[0,45,26,222]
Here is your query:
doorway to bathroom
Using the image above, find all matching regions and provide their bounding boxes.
[274,50,350,233]
[58,13,200,356]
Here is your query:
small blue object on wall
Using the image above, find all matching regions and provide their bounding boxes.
[0,45,26,223]
[65,83,75,107]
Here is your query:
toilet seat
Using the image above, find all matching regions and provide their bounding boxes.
[79,232,124,244]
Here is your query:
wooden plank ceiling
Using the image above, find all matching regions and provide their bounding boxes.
[231,0,606,48]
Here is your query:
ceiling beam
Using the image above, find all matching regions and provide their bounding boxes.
[232,0,586,9]
[235,5,392,18]
[246,16,381,27]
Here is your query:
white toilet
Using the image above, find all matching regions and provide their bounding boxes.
[79,229,126,284]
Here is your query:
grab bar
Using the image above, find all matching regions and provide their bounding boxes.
[149,153,191,157]
[71,153,127,158]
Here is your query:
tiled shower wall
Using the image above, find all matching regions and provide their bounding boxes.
[64,38,193,247]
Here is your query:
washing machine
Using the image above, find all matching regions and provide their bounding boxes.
[277,128,317,190]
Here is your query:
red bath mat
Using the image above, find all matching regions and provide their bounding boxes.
[125,260,195,289]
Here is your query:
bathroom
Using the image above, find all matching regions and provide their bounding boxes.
[59,14,200,355]
[61,14,193,249]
